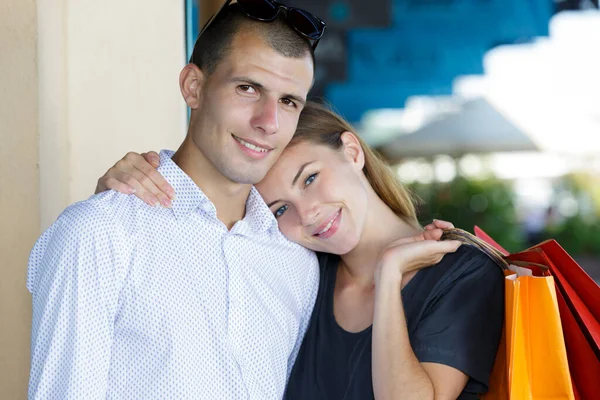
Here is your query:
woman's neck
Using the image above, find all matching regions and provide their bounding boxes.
[339,193,421,288]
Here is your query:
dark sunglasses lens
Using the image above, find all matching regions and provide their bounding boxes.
[288,9,323,39]
[237,0,279,20]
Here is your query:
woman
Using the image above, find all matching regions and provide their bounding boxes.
[96,101,504,399]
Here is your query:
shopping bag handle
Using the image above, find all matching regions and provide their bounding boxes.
[440,228,549,272]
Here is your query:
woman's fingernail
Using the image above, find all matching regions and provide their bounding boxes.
[147,196,160,207]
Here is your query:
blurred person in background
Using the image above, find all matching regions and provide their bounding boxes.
[26,1,326,398]
[98,101,504,400]
[524,205,559,247]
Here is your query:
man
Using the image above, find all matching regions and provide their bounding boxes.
[27,1,325,398]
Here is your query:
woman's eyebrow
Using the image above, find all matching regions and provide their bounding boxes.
[267,199,280,208]
[266,161,316,208]
[292,161,315,187]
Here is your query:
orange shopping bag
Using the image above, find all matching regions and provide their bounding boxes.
[475,227,600,400]
[504,269,574,399]
[483,265,575,400]
[441,229,575,400]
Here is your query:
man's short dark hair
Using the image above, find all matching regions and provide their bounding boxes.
[189,4,315,76]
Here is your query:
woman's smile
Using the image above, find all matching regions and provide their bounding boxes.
[312,208,342,239]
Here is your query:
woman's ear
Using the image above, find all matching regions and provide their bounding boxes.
[340,131,365,170]
[179,63,205,110]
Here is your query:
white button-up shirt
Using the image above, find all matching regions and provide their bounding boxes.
[27,150,319,400]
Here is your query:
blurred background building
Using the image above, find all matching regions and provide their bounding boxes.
[2,0,599,397]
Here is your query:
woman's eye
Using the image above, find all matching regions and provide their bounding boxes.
[274,204,289,218]
[305,173,318,186]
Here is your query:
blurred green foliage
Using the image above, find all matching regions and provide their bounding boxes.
[543,172,600,255]
[408,172,600,256]
[545,216,600,255]
[409,177,526,253]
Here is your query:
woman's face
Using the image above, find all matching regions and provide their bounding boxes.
[256,133,370,254]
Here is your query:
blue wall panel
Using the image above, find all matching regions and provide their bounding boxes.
[326,80,453,122]
[328,0,554,121]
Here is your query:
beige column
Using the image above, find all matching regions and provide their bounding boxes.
[39,0,188,229]
[1,1,188,398]
[0,0,39,398]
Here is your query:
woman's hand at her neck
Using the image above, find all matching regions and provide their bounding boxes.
[374,227,462,288]
[371,220,469,400]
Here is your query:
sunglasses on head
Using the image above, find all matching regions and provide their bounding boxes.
[198,0,326,50]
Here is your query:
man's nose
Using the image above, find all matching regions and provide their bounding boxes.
[252,98,279,135]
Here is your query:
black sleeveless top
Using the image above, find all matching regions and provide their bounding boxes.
[284,245,505,399]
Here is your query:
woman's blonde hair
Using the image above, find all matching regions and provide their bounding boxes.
[292,101,420,227]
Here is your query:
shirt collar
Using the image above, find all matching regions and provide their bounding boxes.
[158,150,210,220]
[158,150,278,234]
[242,186,279,234]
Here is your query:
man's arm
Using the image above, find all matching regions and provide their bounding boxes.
[28,204,128,399]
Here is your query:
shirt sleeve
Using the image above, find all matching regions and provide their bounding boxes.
[286,253,320,379]
[27,203,129,399]
[410,253,505,393]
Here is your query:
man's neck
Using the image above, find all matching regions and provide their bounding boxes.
[172,137,251,230]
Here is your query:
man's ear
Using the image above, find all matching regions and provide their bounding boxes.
[340,131,365,170]
[179,63,205,110]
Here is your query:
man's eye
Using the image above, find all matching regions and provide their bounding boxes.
[274,205,289,218]
[239,85,256,93]
[305,173,318,186]
[281,98,297,108]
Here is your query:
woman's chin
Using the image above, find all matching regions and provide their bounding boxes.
[313,241,358,256]
[293,232,359,255]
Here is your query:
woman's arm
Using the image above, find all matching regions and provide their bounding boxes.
[371,227,468,400]
[372,268,468,400]
[95,151,174,207]
[372,268,434,400]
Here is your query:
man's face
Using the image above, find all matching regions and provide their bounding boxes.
[189,30,314,185]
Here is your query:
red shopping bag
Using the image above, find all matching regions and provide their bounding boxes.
[532,240,600,352]
[475,226,600,400]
